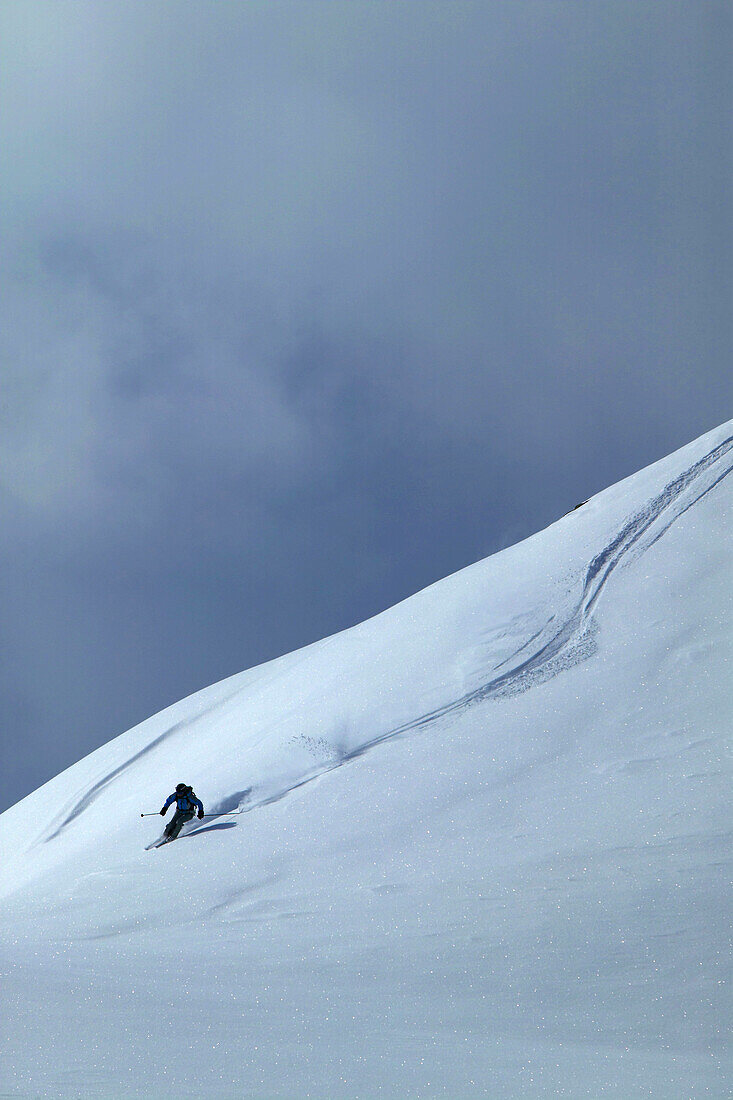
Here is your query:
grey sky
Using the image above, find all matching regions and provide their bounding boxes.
[1,2,730,813]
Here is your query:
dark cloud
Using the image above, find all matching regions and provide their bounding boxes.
[0,2,730,811]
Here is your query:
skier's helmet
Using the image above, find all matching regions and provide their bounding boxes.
[176,783,189,792]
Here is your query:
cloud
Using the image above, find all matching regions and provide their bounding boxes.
[0,1,730,811]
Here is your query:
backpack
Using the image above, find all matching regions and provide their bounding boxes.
[177,786,197,812]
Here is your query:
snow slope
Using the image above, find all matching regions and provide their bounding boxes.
[1,423,731,1099]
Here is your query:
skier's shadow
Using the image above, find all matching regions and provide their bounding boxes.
[184,822,238,839]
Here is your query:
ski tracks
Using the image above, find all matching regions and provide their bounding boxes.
[40,432,733,834]
[399,432,732,728]
[302,432,733,772]
[229,432,732,818]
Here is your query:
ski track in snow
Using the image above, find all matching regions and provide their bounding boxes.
[375,432,733,733]
[39,686,249,843]
[41,433,733,839]
[246,431,732,811]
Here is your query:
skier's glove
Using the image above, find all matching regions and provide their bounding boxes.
[198,809,204,819]
[159,808,166,815]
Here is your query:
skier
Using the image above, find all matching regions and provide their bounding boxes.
[159,783,205,840]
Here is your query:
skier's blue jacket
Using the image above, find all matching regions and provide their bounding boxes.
[163,789,204,815]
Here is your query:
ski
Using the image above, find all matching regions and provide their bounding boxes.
[145,835,173,850]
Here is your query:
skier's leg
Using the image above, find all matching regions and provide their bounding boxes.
[164,810,180,839]
[168,810,194,840]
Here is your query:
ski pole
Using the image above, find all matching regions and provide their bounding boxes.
[140,810,243,818]
[200,810,244,818]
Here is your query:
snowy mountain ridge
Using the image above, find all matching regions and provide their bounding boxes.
[1,421,731,1099]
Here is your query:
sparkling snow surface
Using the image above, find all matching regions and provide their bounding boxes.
[1,424,731,1099]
